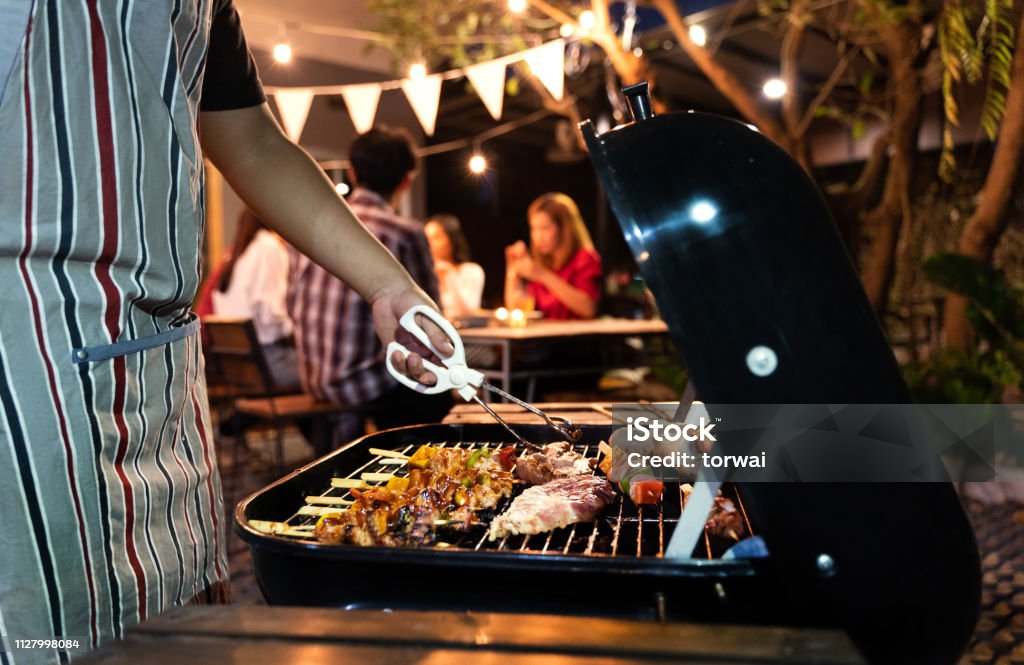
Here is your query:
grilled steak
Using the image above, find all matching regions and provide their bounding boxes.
[516,441,596,485]
[489,476,615,540]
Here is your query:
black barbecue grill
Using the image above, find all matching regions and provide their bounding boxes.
[237,423,789,623]
[235,82,982,664]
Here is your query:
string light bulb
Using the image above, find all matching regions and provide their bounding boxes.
[468,153,487,174]
[559,23,575,38]
[508,0,527,12]
[578,10,596,31]
[334,182,350,196]
[689,24,707,47]
[273,42,292,63]
[408,62,427,80]
[762,78,787,99]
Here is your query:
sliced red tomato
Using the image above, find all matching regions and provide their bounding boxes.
[497,446,517,471]
[629,480,663,505]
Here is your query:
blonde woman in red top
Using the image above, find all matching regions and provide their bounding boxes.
[505,193,603,320]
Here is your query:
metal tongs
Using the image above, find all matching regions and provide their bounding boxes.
[385,305,581,448]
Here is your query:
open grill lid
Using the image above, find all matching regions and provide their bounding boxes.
[580,83,980,664]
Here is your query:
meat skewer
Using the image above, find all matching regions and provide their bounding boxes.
[489,476,615,540]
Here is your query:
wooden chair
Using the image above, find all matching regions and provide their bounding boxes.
[203,316,345,473]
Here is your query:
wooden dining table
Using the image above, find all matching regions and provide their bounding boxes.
[456,317,670,402]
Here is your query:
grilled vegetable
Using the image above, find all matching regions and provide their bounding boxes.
[497,446,517,471]
[629,478,664,505]
[386,477,410,491]
[466,446,490,469]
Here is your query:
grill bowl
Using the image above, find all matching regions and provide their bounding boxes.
[235,423,797,624]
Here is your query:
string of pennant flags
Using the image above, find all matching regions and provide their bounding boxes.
[267,39,566,142]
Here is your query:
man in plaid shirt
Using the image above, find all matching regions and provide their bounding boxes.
[287,127,452,445]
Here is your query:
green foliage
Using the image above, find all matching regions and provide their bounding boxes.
[923,253,1024,345]
[979,0,1016,140]
[937,0,1016,181]
[903,348,1020,403]
[365,0,553,73]
[917,253,1024,403]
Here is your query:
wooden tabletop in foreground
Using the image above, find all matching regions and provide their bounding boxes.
[73,605,866,664]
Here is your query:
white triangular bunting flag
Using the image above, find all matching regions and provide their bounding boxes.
[524,39,565,101]
[400,74,442,136]
[340,83,382,134]
[273,89,314,142]
[465,59,507,121]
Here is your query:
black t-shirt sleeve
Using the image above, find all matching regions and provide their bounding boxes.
[200,0,266,111]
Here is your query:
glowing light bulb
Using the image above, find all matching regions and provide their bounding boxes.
[334,182,350,196]
[559,23,575,38]
[689,200,718,224]
[632,46,643,57]
[508,0,527,12]
[689,24,707,47]
[578,10,596,31]
[468,153,487,174]
[510,308,525,327]
[408,62,427,80]
[495,307,509,321]
[273,42,292,63]
[762,78,787,99]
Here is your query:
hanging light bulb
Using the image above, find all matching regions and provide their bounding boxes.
[689,24,707,47]
[508,0,527,13]
[273,42,292,63]
[334,182,350,197]
[578,10,596,31]
[762,78,787,99]
[559,23,575,38]
[468,152,487,174]
[408,62,427,80]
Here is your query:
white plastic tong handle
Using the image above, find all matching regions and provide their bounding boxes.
[385,305,484,402]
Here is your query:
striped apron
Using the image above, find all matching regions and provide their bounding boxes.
[0,2,226,663]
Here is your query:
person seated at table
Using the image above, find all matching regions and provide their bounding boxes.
[288,126,453,446]
[198,207,300,392]
[505,192,602,320]
[425,214,485,317]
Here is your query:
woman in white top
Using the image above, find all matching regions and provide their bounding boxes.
[210,208,300,390]
[425,214,485,317]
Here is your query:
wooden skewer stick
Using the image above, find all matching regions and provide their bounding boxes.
[298,504,350,516]
[378,458,406,466]
[369,447,410,459]
[360,472,395,483]
[248,520,317,538]
[307,495,356,505]
[331,478,365,489]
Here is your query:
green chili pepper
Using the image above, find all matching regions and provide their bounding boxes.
[466,446,490,469]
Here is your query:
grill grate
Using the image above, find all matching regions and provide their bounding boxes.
[279,441,753,560]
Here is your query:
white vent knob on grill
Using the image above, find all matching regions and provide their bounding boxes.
[746,345,778,377]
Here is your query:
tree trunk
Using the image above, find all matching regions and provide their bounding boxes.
[651,0,790,148]
[780,0,812,171]
[858,21,923,314]
[826,133,891,264]
[943,12,1024,349]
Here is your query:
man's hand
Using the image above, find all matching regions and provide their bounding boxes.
[370,285,455,387]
